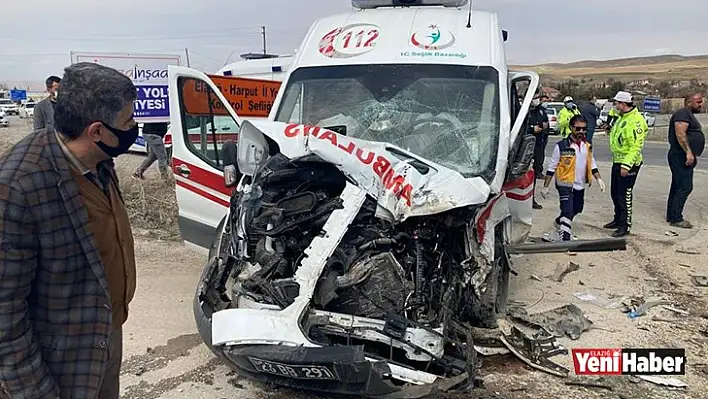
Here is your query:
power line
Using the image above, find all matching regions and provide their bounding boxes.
[0,27,295,42]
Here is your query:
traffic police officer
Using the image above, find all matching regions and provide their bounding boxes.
[604,91,648,237]
[527,96,549,209]
[558,96,581,138]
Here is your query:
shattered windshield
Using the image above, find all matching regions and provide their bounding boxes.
[274,64,500,178]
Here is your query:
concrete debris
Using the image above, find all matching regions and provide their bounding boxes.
[530,274,542,282]
[553,262,580,283]
[637,375,688,389]
[665,231,679,237]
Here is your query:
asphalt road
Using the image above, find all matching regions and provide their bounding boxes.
[544,135,682,168]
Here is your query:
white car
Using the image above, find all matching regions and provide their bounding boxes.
[19,102,35,119]
[598,109,609,127]
[642,112,655,127]
[0,98,19,115]
[544,107,558,134]
[0,110,9,127]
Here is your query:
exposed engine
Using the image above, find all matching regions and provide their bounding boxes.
[212,152,508,380]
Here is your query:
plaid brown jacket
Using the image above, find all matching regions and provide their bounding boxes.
[0,129,123,398]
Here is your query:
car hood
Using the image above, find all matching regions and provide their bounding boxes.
[238,120,491,222]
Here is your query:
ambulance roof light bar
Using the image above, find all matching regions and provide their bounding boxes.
[352,0,468,9]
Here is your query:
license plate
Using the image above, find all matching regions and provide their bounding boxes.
[247,356,339,381]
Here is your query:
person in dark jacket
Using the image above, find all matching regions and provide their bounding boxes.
[0,62,137,399]
[33,75,61,131]
[526,96,549,209]
[133,122,170,181]
[579,97,600,144]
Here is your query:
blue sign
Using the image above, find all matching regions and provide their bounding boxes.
[643,97,661,113]
[134,85,169,119]
[10,89,26,102]
[134,135,146,147]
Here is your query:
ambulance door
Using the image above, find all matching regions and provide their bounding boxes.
[503,72,540,243]
[167,65,241,251]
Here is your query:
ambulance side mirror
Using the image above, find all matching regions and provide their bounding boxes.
[221,140,241,188]
[507,134,535,180]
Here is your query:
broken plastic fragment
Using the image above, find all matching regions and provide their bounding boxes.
[507,304,593,340]
[638,375,688,389]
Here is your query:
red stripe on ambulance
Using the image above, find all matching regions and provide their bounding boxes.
[284,123,414,206]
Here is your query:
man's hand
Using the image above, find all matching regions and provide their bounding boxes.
[533,126,542,134]
[540,186,550,199]
[596,177,606,192]
[686,151,695,166]
[620,168,629,177]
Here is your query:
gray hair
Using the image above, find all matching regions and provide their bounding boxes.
[54,62,136,139]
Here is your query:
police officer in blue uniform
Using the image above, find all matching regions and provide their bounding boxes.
[527,96,550,209]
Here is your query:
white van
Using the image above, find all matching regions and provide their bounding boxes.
[168,0,545,395]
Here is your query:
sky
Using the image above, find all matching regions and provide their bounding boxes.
[1,0,707,86]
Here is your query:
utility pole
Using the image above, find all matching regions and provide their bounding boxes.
[185,48,191,67]
[261,26,267,55]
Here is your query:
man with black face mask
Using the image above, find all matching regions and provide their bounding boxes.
[526,96,549,209]
[540,115,605,242]
[0,62,137,398]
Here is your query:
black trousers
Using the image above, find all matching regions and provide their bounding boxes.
[666,152,696,223]
[610,163,641,230]
[555,187,585,241]
[532,136,548,202]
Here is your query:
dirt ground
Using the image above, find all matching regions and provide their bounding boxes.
[2,118,707,398]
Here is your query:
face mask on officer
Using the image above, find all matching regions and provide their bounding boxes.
[565,101,575,109]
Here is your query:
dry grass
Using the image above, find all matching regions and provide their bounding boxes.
[512,54,708,81]
[116,168,181,241]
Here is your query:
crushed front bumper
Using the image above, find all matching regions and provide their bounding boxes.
[194,258,469,398]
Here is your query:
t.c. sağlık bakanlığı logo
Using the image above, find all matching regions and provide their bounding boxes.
[410,24,455,51]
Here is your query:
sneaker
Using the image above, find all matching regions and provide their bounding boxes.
[533,201,543,210]
[670,220,693,229]
[542,229,562,242]
[131,172,144,180]
[603,221,619,229]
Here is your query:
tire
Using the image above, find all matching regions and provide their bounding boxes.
[193,261,227,360]
[194,215,229,360]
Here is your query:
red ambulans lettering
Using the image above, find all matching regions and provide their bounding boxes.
[284,123,413,206]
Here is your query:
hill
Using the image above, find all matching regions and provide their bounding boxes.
[512,54,708,82]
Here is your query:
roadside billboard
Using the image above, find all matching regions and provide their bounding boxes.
[643,97,661,113]
[70,51,183,123]
[10,89,27,102]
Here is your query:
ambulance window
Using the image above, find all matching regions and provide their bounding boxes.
[177,77,239,170]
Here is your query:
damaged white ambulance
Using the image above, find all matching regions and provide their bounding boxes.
[167,0,554,396]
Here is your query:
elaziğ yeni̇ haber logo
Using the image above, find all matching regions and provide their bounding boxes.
[410,24,455,51]
[572,348,686,376]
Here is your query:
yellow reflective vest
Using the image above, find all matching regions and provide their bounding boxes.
[609,107,648,169]
[558,106,581,137]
